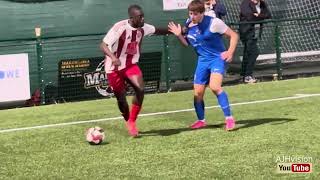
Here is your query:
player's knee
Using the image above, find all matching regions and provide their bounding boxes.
[194,91,204,99]
[194,95,203,102]
[114,91,126,101]
[209,85,222,94]
[117,96,127,104]
[134,86,144,95]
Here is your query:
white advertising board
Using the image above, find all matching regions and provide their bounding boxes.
[163,0,192,11]
[0,53,30,102]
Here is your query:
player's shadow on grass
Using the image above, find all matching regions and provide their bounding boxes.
[140,118,296,137]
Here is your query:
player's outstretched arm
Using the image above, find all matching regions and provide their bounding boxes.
[168,22,188,47]
[154,28,171,35]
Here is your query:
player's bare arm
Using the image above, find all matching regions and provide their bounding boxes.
[100,42,121,66]
[221,28,239,62]
[154,27,170,35]
[168,22,189,46]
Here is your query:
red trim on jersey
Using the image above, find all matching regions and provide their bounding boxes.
[115,31,126,71]
[138,29,144,54]
[117,31,126,58]
[126,30,137,67]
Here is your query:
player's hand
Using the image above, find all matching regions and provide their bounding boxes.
[111,57,121,66]
[168,22,182,36]
[221,51,233,62]
[253,13,259,17]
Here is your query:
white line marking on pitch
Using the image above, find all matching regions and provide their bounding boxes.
[0,93,319,133]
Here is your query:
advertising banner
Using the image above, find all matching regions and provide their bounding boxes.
[0,53,30,102]
[163,0,192,11]
[58,57,111,101]
[58,52,162,101]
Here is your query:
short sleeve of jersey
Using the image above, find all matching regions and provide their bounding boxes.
[143,23,156,36]
[209,18,228,34]
[102,24,122,46]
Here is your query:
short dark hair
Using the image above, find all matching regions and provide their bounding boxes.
[128,4,143,16]
[188,0,205,13]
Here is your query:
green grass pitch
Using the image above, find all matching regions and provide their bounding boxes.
[0,77,319,179]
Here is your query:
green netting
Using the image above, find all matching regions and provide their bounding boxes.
[221,0,320,79]
[224,0,320,54]
[0,0,320,106]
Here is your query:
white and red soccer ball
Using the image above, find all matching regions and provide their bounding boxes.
[86,126,105,145]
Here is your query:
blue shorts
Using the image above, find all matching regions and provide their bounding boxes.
[194,57,226,85]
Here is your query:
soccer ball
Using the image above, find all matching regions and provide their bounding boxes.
[86,126,105,145]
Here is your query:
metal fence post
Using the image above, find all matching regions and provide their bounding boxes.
[163,35,171,92]
[274,21,283,80]
[35,27,45,104]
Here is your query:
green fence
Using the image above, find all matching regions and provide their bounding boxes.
[33,33,168,104]
[0,17,319,105]
[228,17,320,80]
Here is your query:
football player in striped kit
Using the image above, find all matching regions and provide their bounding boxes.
[100,4,168,137]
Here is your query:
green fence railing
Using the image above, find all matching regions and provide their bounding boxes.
[228,16,320,80]
[0,17,319,105]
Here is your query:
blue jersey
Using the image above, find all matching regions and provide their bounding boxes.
[186,16,228,61]
[185,16,229,84]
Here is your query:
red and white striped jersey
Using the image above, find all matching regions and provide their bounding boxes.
[103,20,156,73]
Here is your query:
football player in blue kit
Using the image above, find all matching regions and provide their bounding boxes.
[168,0,239,130]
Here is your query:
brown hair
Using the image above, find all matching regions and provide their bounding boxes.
[188,0,205,13]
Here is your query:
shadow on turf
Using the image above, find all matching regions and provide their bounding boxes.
[140,118,296,137]
[86,141,109,146]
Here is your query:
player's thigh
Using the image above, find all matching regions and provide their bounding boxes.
[107,71,126,96]
[124,64,144,90]
[209,59,225,90]
[209,73,223,90]
[194,61,210,85]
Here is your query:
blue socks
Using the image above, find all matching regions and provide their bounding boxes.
[194,100,205,120]
[216,91,231,117]
[194,91,231,121]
